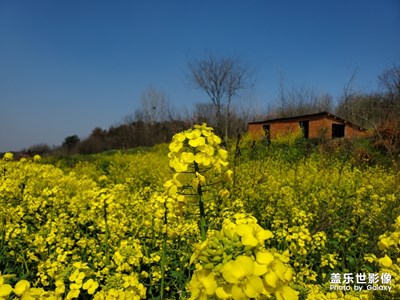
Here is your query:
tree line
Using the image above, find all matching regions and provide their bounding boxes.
[17,55,400,157]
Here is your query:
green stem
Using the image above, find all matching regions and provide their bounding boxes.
[198,193,206,242]
[103,199,111,265]
[194,162,207,241]
[160,198,168,299]
[0,213,5,250]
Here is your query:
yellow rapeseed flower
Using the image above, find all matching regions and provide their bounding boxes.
[236,224,259,247]
[378,237,391,251]
[189,136,206,148]
[66,288,80,299]
[207,134,221,146]
[55,279,65,294]
[221,256,254,283]
[173,132,186,142]
[379,254,393,268]
[3,152,13,161]
[180,152,195,163]
[194,153,211,166]
[169,156,188,172]
[244,275,265,298]
[0,284,12,297]
[275,285,299,300]
[169,140,183,153]
[189,269,218,298]
[69,269,85,283]
[82,278,99,294]
[256,250,275,266]
[185,129,201,140]
[194,123,213,132]
[13,279,30,296]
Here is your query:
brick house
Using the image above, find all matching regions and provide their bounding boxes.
[247,112,369,141]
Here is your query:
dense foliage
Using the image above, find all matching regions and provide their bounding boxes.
[1,126,399,299]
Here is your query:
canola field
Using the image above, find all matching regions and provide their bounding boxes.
[1,124,399,300]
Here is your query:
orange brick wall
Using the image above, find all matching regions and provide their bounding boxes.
[247,123,265,137]
[309,119,330,138]
[248,116,369,140]
[269,121,299,138]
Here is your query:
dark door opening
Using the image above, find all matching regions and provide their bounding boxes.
[299,121,309,138]
[263,124,270,144]
[332,124,345,138]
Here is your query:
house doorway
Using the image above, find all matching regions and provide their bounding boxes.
[299,121,309,138]
[263,124,270,144]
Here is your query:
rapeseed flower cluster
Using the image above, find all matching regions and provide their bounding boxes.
[165,123,231,201]
[164,123,233,241]
[188,214,298,299]
[2,152,13,161]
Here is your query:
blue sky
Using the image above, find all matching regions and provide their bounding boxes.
[1,0,399,152]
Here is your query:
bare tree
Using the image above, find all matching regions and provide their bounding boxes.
[188,53,254,141]
[192,103,217,125]
[336,66,399,126]
[378,63,400,121]
[338,67,362,120]
[276,77,333,117]
[235,94,266,131]
[336,65,400,158]
[134,87,174,123]
[379,62,400,103]
[336,67,379,127]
